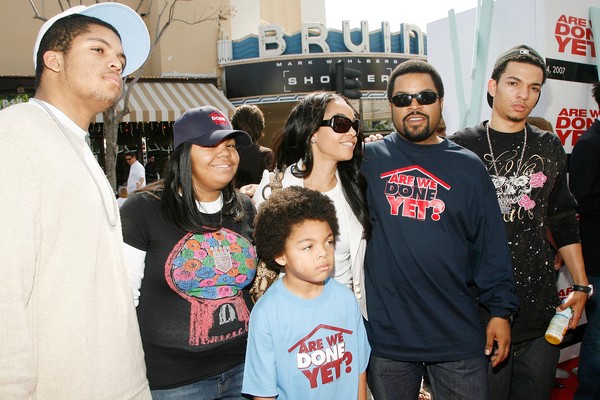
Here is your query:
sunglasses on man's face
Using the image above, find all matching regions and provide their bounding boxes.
[391,91,439,108]
[320,115,361,134]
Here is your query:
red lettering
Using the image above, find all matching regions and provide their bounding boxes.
[555,35,571,53]
[557,129,585,147]
[325,333,344,347]
[401,198,429,220]
[590,109,600,118]
[556,116,570,129]
[416,177,437,189]
[387,195,404,216]
[571,117,587,130]
[571,131,585,147]
[558,286,574,300]
[399,174,414,185]
[555,129,572,146]
[564,108,588,117]
[301,359,345,388]
[555,22,570,35]
[307,339,323,352]
[572,38,588,56]
[320,362,334,384]
[302,367,320,388]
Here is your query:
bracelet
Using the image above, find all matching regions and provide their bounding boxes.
[572,284,594,298]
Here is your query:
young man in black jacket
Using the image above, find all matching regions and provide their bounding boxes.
[452,44,591,400]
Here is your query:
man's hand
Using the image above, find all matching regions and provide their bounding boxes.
[561,290,588,329]
[485,317,511,367]
[364,133,384,143]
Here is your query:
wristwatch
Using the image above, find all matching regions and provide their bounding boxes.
[572,284,594,298]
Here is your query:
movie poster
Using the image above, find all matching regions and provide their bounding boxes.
[544,0,598,154]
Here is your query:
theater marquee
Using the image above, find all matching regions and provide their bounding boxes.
[224,55,422,102]
[219,21,427,105]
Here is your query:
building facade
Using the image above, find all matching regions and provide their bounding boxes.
[0,0,426,182]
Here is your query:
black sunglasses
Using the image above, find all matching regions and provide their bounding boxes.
[391,91,439,108]
[320,115,361,134]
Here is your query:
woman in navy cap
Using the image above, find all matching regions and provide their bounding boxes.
[120,106,256,399]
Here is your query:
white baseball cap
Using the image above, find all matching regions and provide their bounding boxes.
[33,3,151,77]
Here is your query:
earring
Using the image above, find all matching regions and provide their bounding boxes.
[311,138,317,144]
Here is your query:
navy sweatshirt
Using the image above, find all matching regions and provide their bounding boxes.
[361,133,518,362]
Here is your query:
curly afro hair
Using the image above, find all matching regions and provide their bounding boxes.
[254,186,339,271]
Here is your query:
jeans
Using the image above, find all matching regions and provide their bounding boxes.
[574,275,600,400]
[367,355,489,400]
[150,363,245,400]
[488,336,560,400]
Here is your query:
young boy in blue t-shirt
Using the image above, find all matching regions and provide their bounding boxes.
[242,186,370,400]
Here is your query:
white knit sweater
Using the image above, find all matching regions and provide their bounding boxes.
[0,103,150,399]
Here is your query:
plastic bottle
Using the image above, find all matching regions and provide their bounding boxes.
[545,300,573,345]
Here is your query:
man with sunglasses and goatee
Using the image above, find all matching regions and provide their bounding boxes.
[361,59,518,400]
[452,45,589,400]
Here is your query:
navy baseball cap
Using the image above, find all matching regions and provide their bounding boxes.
[173,106,252,149]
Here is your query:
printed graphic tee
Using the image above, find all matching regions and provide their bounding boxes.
[121,192,257,389]
[242,278,370,399]
[452,123,579,343]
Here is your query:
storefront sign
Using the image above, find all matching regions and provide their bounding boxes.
[224,55,422,100]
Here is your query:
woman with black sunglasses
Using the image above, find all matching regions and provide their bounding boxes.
[252,91,372,319]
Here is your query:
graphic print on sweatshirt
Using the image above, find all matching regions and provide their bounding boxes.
[485,150,547,217]
[165,228,257,346]
[381,165,450,221]
[288,324,355,390]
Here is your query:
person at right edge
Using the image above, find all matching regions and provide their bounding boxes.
[451,44,591,400]
[569,81,600,400]
[361,59,519,400]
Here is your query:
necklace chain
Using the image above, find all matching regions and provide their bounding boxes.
[32,99,118,226]
[485,122,527,177]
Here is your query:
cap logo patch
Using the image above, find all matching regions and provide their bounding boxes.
[210,112,229,126]
[519,49,530,55]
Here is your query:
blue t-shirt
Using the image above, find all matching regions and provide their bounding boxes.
[242,278,370,399]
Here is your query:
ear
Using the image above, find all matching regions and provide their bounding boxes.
[275,254,287,267]
[42,50,63,73]
[488,79,497,99]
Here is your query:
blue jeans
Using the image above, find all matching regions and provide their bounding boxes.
[367,355,489,400]
[574,275,600,400]
[488,336,559,400]
[150,363,246,400]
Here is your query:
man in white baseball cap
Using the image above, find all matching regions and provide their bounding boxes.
[33,2,150,77]
[0,3,152,399]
